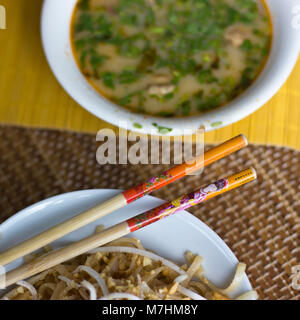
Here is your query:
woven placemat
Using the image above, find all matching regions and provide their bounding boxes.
[0,125,299,300]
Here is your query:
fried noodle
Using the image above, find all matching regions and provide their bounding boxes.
[1,238,257,300]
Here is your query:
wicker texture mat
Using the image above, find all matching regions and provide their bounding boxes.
[0,125,299,300]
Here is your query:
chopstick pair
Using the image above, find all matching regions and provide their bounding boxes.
[4,167,256,287]
[0,134,248,267]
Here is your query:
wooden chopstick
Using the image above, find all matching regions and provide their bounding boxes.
[0,134,247,266]
[3,167,256,287]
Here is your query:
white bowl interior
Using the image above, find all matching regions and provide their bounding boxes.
[0,189,252,298]
[41,0,300,135]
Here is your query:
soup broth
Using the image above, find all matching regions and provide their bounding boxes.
[71,0,271,117]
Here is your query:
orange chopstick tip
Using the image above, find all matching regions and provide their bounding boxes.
[250,167,257,179]
[240,134,248,146]
[227,167,257,189]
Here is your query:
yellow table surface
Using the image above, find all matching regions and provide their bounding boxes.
[1,0,300,148]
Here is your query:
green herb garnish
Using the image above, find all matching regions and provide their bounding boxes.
[152,123,173,134]
[133,123,143,129]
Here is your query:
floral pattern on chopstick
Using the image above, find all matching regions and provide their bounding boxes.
[127,178,229,232]
[123,169,184,203]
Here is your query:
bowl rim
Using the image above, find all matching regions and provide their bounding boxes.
[41,0,300,136]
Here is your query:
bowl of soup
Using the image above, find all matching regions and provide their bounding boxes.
[41,0,300,135]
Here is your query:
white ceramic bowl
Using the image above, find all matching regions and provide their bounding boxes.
[41,0,300,135]
[0,189,253,298]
